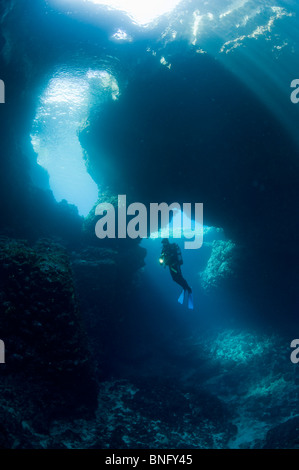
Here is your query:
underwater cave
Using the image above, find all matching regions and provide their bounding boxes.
[0,0,299,452]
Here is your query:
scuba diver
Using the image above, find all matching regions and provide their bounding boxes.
[159,239,194,310]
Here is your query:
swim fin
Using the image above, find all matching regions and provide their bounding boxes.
[178,290,185,305]
[188,292,194,310]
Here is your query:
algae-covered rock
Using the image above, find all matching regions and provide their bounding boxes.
[200,240,237,292]
[92,378,237,449]
[0,237,97,428]
[0,238,88,374]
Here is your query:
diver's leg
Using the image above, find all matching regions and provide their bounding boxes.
[169,267,193,308]
[170,268,192,293]
[177,266,192,293]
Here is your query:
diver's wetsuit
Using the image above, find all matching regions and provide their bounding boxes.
[161,241,192,293]
[169,264,192,293]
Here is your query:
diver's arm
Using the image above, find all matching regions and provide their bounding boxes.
[159,251,167,268]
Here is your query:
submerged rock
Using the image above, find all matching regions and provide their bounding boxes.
[71,241,146,378]
[0,237,97,446]
[264,416,299,449]
[200,239,237,292]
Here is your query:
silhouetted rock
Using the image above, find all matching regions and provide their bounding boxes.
[264,416,299,449]
[0,237,97,444]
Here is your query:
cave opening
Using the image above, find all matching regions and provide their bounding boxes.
[30,67,119,216]
[50,0,184,26]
